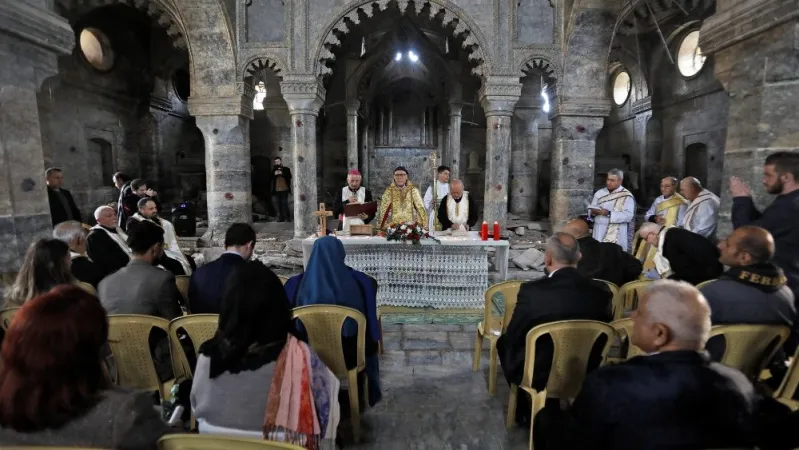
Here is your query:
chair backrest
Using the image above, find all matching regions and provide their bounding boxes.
[484,281,523,333]
[75,281,97,295]
[291,305,366,376]
[610,318,646,359]
[593,279,619,298]
[775,344,799,404]
[521,320,616,399]
[696,279,717,290]
[158,434,305,450]
[0,307,20,331]
[708,324,790,379]
[612,280,652,320]
[175,275,190,301]
[107,314,172,396]
[169,314,220,377]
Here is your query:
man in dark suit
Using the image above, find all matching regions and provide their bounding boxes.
[87,206,132,279]
[188,223,256,314]
[639,223,723,285]
[563,218,642,287]
[53,220,104,287]
[46,167,82,226]
[496,232,612,424]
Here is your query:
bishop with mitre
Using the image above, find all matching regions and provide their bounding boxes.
[333,169,375,233]
[437,179,478,232]
[377,166,427,229]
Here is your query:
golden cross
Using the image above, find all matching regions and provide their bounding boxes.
[312,202,333,233]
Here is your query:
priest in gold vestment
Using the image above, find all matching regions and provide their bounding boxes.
[377,166,428,230]
[635,176,689,273]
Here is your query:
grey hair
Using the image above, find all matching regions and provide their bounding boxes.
[546,232,580,265]
[638,222,663,238]
[53,221,87,246]
[645,280,711,347]
[607,168,624,180]
[450,179,464,188]
[683,177,702,189]
[94,205,114,220]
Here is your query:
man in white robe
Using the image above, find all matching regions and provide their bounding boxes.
[128,197,193,275]
[423,165,451,231]
[644,177,688,226]
[678,177,720,241]
[332,169,374,233]
[588,169,636,252]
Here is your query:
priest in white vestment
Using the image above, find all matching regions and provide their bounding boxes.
[678,177,720,240]
[437,180,478,232]
[423,165,451,231]
[332,169,374,233]
[644,177,688,225]
[128,197,193,275]
[588,169,636,252]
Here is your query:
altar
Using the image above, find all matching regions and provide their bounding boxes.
[301,232,509,309]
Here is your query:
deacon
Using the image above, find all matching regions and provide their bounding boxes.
[377,166,427,229]
[588,169,636,251]
[87,206,133,279]
[637,176,689,271]
[638,222,723,285]
[424,165,451,231]
[678,177,720,240]
[332,169,374,233]
[128,197,193,275]
[437,179,478,231]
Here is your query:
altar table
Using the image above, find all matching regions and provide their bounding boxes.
[301,232,509,309]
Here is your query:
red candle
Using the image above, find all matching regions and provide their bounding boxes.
[480,221,488,240]
[493,221,501,240]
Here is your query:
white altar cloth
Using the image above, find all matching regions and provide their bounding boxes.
[301,232,509,309]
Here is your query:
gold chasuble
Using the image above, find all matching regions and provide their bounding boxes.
[635,194,689,273]
[378,181,428,230]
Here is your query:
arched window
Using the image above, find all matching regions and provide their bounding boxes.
[79,28,114,72]
[253,81,266,111]
[677,30,706,77]
[612,71,631,106]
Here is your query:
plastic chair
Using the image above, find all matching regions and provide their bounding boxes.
[175,275,190,302]
[107,314,175,399]
[168,314,219,378]
[610,318,646,360]
[473,280,523,395]
[505,320,616,450]
[0,307,20,331]
[76,281,97,295]
[158,434,305,450]
[592,279,619,298]
[774,345,799,410]
[292,305,367,443]
[708,324,790,380]
[612,280,652,320]
[696,279,717,290]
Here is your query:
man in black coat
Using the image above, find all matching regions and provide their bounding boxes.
[638,223,723,285]
[46,167,82,226]
[563,218,642,287]
[53,220,104,287]
[87,206,132,279]
[496,232,612,424]
[271,157,292,222]
[332,169,374,232]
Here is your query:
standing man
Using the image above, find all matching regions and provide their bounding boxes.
[46,167,82,226]
[437,179,478,232]
[119,179,158,231]
[377,166,427,230]
[423,165,451,231]
[332,169,374,233]
[678,177,720,240]
[637,177,689,271]
[271,157,292,222]
[588,169,636,252]
[111,172,130,207]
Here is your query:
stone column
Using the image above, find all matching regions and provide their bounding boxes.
[359,116,370,185]
[345,99,360,170]
[479,77,521,228]
[700,0,799,235]
[0,2,73,274]
[448,102,463,180]
[511,106,540,218]
[548,99,612,230]
[280,76,326,239]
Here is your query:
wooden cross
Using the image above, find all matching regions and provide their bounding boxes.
[313,202,333,234]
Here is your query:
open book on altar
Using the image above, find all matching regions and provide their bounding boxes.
[343,201,377,217]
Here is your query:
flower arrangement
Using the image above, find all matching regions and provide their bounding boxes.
[383,221,429,245]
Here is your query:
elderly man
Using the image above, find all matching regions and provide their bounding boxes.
[332,169,374,233]
[559,280,758,449]
[53,220,104,287]
[437,179,478,232]
[588,169,636,251]
[377,166,427,229]
[87,206,132,279]
[639,222,723,285]
[45,167,82,226]
[678,177,720,240]
[562,218,642,287]
[424,165,451,231]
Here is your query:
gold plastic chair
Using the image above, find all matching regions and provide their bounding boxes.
[473,280,523,395]
[506,320,616,450]
[107,314,175,399]
[158,434,305,450]
[169,314,219,379]
[775,346,799,410]
[696,279,717,290]
[292,305,367,443]
[708,324,790,380]
[75,281,97,295]
[175,275,190,302]
[592,279,619,298]
[612,280,652,320]
[0,307,20,331]
[610,318,646,360]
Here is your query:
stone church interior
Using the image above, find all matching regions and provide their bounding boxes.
[2,0,799,449]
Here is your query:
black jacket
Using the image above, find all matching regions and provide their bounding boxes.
[437,194,479,230]
[86,228,130,279]
[270,165,292,193]
[47,188,82,226]
[496,268,612,388]
[332,188,375,231]
[662,227,723,285]
[71,255,105,288]
[188,253,246,314]
[576,236,642,287]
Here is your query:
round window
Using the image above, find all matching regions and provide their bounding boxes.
[612,71,631,106]
[79,28,114,72]
[677,30,706,77]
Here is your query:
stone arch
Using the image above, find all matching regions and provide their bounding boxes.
[242,55,288,84]
[520,57,559,91]
[313,0,492,78]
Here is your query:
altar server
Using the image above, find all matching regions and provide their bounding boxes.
[332,169,374,233]
[588,169,636,252]
[437,179,478,231]
[424,165,451,231]
[679,177,720,240]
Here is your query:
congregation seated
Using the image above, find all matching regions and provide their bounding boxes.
[285,236,382,406]
[188,223,255,314]
[562,218,642,287]
[0,285,169,448]
[191,260,340,445]
[638,222,723,285]
[3,238,75,308]
[53,220,104,288]
[496,232,612,424]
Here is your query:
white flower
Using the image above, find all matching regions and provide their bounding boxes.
[400,225,407,230]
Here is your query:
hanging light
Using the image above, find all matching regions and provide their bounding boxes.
[407,50,419,62]
[394,51,402,61]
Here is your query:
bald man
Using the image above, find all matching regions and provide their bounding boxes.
[437,179,478,232]
[639,222,723,285]
[678,177,720,240]
[563,218,642,287]
[87,205,133,278]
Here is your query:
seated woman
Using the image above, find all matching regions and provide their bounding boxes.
[285,236,382,406]
[0,285,169,448]
[3,238,76,308]
[191,260,340,448]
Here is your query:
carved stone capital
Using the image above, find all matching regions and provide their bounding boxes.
[345,99,360,115]
[280,75,326,115]
[514,106,541,122]
[478,76,522,116]
[699,0,799,55]
[548,96,612,120]
[188,95,253,120]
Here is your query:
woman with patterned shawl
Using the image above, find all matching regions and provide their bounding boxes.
[191,260,339,449]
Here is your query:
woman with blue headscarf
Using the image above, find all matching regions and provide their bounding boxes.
[285,236,381,406]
